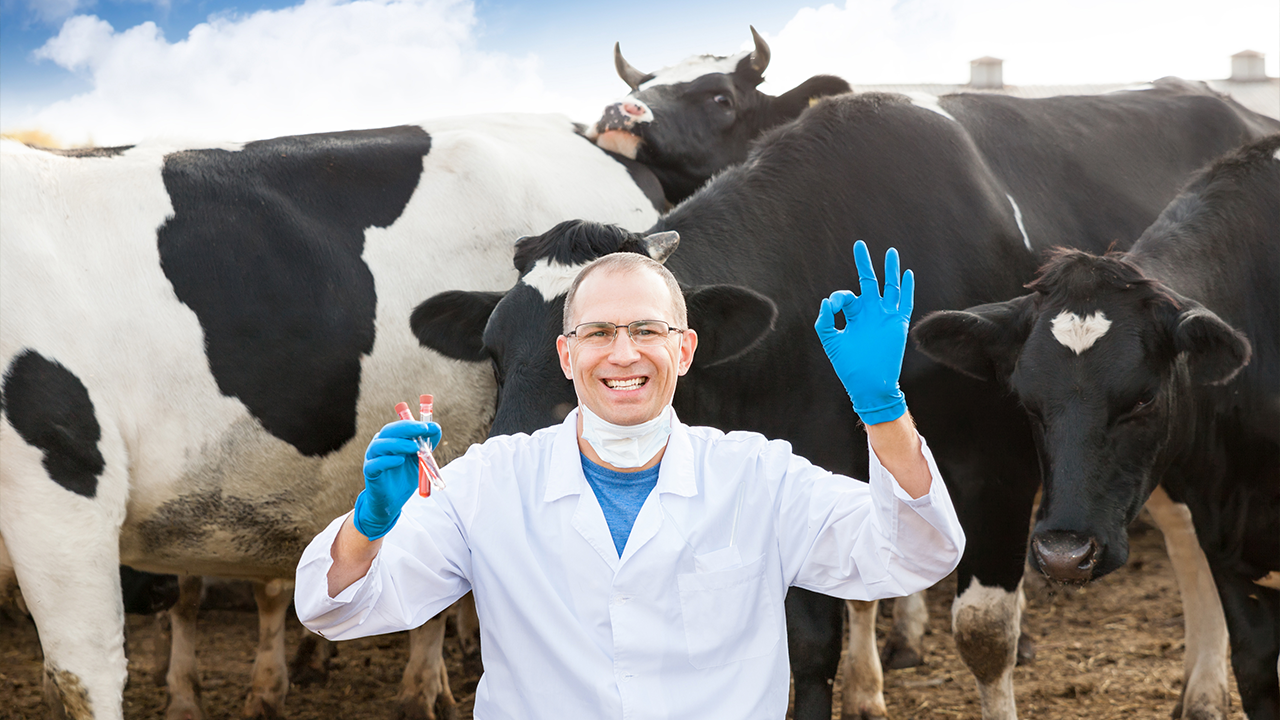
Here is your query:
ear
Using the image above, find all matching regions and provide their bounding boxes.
[410,290,504,362]
[685,284,778,367]
[772,75,852,119]
[1170,304,1252,385]
[911,294,1037,381]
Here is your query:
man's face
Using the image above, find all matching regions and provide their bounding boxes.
[556,267,698,427]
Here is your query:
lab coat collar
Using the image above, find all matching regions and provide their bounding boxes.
[543,406,699,504]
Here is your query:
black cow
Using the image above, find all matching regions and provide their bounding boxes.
[589,26,850,205]
[415,90,1278,719]
[913,134,1280,719]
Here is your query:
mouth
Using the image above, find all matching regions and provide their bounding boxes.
[595,129,642,160]
[603,376,648,391]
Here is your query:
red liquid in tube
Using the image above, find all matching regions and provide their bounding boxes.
[394,400,442,497]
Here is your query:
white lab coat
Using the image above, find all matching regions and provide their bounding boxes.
[295,408,964,719]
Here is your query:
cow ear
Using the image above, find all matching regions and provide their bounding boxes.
[772,75,852,119]
[912,295,1037,382]
[685,285,777,367]
[410,290,505,362]
[1170,304,1252,385]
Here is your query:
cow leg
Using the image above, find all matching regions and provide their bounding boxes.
[243,579,292,718]
[455,592,480,656]
[165,575,205,720]
[785,587,844,720]
[396,612,457,720]
[842,599,888,719]
[952,576,1022,720]
[289,631,336,687]
[881,592,927,669]
[1145,486,1230,720]
[1214,572,1280,720]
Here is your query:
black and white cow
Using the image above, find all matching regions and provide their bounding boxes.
[0,114,661,720]
[913,134,1280,719]
[588,26,851,205]
[413,89,1278,720]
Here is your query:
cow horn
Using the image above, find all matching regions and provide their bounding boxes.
[643,231,680,263]
[749,26,770,74]
[615,43,654,91]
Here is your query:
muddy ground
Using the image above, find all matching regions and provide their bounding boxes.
[0,514,1242,719]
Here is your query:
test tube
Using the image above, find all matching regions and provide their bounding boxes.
[394,401,440,497]
[418,395,444,493]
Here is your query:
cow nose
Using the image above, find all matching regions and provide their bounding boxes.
[622,102,645,117]
[1032,531,1099,583]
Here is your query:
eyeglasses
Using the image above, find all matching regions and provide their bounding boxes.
[565,320,686,348]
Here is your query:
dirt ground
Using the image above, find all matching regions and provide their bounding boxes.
[0,514,1242,720]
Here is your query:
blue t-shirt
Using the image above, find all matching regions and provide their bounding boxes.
[580,454,661,557]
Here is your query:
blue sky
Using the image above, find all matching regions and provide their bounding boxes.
[2,0,1276,145]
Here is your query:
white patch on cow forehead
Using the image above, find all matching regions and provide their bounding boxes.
[1051,310,1112,354]
[1006,194,1031,251]
[903,92,956,122]
[639,51,750,89]
[521,258,587,301]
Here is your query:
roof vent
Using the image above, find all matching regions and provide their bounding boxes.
[970,56,1003,89]
[1231,50,1267,82]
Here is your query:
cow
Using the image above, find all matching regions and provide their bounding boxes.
[587,26,851,205]
[411,89,1278,720]
[912,134,1280,719]
[0,113,662,720]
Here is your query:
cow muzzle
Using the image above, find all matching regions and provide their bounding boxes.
[587,100,652,159]
[1031,530,1100,584]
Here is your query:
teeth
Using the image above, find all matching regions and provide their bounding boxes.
[605,378,646,389]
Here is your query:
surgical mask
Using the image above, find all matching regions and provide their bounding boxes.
[579,403,673,469]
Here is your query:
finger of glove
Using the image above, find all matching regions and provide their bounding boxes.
[853,240,881,300]
[900,269,916,319]
[882,247,902,311]
[366,435,421,460]
[814,297,837,337]
[377,419,432,440]
[364,453,407,479]
[421,422,442,451]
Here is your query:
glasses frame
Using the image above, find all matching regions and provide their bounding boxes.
[565,319,687,348]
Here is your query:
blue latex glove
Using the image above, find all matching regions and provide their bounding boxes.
[353,420,442,540]
[815,240,915,425]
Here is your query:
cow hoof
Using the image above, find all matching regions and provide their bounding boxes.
[243,696,284,719]
[881,639,923,669]
[1016,631,1037,665]
[165,699,204,720]
[394,691,459,720]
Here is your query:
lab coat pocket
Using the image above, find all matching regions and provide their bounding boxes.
[677,553,780,669]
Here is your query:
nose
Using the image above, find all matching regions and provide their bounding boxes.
[622,102,645,118]
[607,330,643,362]
[1032,531,1099,583]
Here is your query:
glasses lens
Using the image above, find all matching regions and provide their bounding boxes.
[574,323,618,347]
[629,321,671,345]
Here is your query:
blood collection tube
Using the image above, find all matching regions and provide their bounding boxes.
[418,395,444,493]
[394,401,441,497]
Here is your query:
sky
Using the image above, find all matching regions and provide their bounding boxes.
[1,0,1276,146]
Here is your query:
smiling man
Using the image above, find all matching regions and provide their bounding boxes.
[294,242,964,719]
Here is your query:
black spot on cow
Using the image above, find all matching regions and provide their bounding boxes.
[157,126,432,457]
[44,146,134,158]
[1,349,105,498]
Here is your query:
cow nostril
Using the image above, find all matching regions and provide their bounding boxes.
[623,103,643,117]
[1032,531,1099,584]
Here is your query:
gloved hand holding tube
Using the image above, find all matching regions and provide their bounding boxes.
[814,240,915,425]
[353,419,442,541]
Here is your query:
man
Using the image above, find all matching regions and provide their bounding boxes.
[294,241,964,718]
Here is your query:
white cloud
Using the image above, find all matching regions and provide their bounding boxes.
[18,0,577,144]
[26,0,96,24]
[755,0,1280,93]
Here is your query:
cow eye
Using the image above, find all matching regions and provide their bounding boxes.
[1121,392,1157,421]
[712,94,732,108]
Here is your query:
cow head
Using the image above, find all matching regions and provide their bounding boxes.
[411,220,777,437]
[912,249,1250,583]
[588,27,850,204]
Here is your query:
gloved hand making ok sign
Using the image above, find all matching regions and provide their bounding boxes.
[353,420,442,540]
[814,240,915,425]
